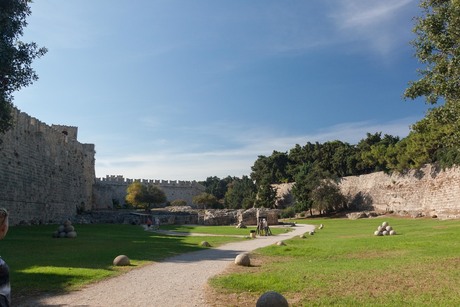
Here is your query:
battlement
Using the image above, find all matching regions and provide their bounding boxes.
[51,124,78,140]
[96,175,202,187]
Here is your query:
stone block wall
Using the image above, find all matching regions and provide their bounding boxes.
[0,109,95,225]
[338,164,460,219]
[93,176,206,209]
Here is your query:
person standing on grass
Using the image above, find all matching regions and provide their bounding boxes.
[0,208,10,307]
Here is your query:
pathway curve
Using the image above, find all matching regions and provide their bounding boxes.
[19,224,314,307]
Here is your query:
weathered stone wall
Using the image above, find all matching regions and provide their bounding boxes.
[72,208,280,226]
[0,109,95,225]
[274,165,460,219]
[93,175,206,209]
[338,164,460,219]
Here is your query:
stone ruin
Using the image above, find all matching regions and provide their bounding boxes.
[52,220,77,238]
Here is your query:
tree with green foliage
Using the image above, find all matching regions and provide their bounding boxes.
[199,176,233,200]
[125,182,167,211]
[291,163,332,215]
[404,0,460,104]
[255,179,277,209]
[192,192,220,209]
[170,199,187,206]
[224,175,256,209]
[251,151,292,185]
[1,0,47,133]
[310,181,347,214]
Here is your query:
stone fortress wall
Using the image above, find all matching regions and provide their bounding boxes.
[2,109,460,225]
[0,109,95,225]
[93,175,206,209]
[338,164,460,219]
[0,109,206,225]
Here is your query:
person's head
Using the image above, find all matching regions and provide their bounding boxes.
[0,208,9,240]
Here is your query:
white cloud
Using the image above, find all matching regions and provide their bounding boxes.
[95,117,418,181]
[329,0,416,55]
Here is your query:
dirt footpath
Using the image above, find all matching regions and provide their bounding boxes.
[19,224,314,307]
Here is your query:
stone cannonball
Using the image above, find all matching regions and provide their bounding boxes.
[67,231,77,238]
[234,253,251,266]
[200,241,211,247]
[382,221,388,228]
[113,255,130,266]
[256,291,289,307]
[385,226,393,232]
[389,230,396,235]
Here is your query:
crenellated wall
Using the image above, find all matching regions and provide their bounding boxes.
[93,175,206,209]
[0,109,95,225]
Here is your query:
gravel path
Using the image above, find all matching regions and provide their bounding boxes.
[19,224,314,307]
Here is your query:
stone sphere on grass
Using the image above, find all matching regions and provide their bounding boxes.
[234,253,251,266]
[256,291,289,307]
[113,255,130,266]
[67,231,77,238]
[200,241,211,247]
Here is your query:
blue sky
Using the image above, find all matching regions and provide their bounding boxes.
[14,0,430,181]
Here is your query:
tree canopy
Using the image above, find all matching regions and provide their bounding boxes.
[0,0,47,133]
[125,182,167,211]
[404,0,460,104]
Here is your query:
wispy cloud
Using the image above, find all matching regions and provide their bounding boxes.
[95,117,418,181]
[329,0,416,56]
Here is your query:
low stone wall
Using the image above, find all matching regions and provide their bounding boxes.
[68,208,281,226]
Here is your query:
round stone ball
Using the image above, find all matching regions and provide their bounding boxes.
[276,241,286,246]
[377,226,383,232]
[63,220,72,227]
[256,291,289,307]
[65,225,75,233]
[67,231,77,238]
[309,231,315,235]
[113,255,130,266]
[389,230,396,235]
[382,221,388,228]
[200,241,211,247]
[385,226,393,232]
[234,253,251,266]
[382,231,388,236]
[374,231,381,236]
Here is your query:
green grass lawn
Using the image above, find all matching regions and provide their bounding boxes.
[1,223,246,301]
[209,217,460,306]
[161,224,290,236]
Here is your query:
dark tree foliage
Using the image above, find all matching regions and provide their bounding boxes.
[192,192,221,209]
[310,181,347,214]
[199,176,233,200]
[250,151,292,185]
[125,182,167,211]
[224,175,256,209]
[404,0,460,104]
[255,179,277,209]
[1,0,47,133]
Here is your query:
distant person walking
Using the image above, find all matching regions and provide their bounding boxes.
[0,208,10,307]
